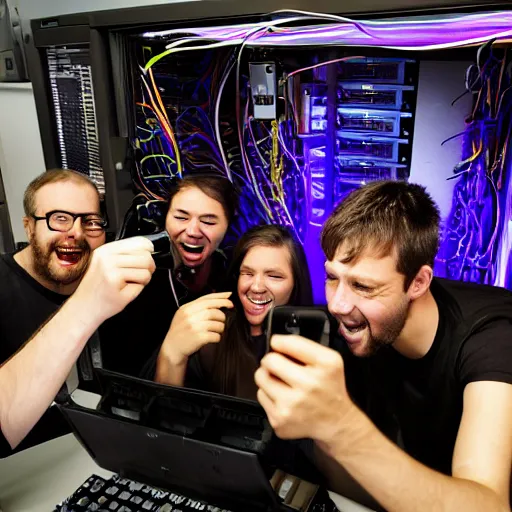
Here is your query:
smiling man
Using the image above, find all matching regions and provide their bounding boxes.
[0,169,106,366]
[0,169,107,452]
[255,181,512,512]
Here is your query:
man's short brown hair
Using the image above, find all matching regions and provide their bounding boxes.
[321,180,440,289]
[23,169,100,217]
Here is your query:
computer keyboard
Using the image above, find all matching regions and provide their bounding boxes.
[54,474,233,512]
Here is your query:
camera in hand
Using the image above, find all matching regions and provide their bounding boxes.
[142,231,171,256]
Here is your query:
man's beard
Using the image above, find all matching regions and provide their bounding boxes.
[30,234,91,287]
[363,298,410,357]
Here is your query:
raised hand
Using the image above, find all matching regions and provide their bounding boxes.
[161,291,234,364]
[73,237,156,325]
[255,334,354,443]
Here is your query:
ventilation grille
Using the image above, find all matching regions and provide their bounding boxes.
[47,46,105,194]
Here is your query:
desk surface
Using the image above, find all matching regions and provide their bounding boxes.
[0,391,112,511]
[0,392,374,512]
[0,434,113,511]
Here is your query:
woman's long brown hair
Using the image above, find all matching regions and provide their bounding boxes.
[209,224,313,397]
[167,174,237,223]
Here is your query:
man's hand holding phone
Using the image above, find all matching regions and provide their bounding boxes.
[264,306,330,353]
[256,306,356,444]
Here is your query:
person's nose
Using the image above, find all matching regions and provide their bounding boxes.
[185,218,202,238]
[65,217,85,240]
[249,274,266,294]
[328,281,356,317]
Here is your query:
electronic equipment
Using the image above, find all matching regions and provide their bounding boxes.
[266,306,330,352]
[45,46,105,193]
[56,369,336,512]
[0,0,27,82]
[142,230,171,257]
[25,4,430,302]
[26,3,512,300]
[250,62,278,119]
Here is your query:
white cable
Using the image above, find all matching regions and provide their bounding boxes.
[163,37,206,50]
[147,13,512,60]
[353,11,508,26]
[162,16,318,50]
[156,26,512,53]
[235,25,275,219]
[374,28,512,51]
[159,40,240,59]
[145,20,279,39]
[270,8,377,37]
[271,8,508,26]
[243,29,512,51]
[215,60,236,181]
[145,38,252,72]
[168,269,180,309]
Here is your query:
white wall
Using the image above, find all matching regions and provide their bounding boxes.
[410,60,473,221]
[0,82,46,243]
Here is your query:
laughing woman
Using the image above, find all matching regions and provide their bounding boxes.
[101,174,237,377]
[154,224,313,400]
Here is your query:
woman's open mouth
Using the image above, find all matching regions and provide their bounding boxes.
[243,295,274,317]
[247,296,273,306]
[181,242,204,254]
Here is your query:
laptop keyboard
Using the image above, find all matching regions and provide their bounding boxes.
[54,474,233,512]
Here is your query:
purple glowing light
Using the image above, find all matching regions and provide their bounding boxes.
[144,11,512,50]
[138,9,512,290]
[437,44,512,289]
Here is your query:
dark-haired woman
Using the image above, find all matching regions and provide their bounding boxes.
[155,224,313,400]
[100,174,237,377]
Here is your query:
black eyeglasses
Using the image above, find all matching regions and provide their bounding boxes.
[32,210,107,237]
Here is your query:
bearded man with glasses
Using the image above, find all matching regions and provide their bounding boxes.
[0,169,107,453]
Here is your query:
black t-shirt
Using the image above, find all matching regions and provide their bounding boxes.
[0,254,100,389]
[0,253,67,363]
[0,253,72,458]
[341,278,512,475]
[98,267,179,377]
[0,428,10,455]
[106,250,230,379]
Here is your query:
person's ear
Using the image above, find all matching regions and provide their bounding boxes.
[23,216,34,240]
[408,265,433,300]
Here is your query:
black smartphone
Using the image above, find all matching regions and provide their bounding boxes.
[265,306,330,352]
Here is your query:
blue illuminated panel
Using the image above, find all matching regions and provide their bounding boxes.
[299,58,416,301]
[337,83,415,111]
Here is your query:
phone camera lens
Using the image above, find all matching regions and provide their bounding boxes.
[285,313,300,334]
